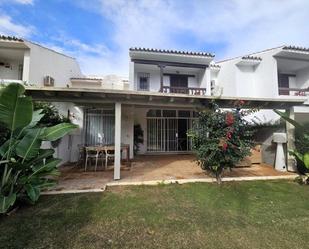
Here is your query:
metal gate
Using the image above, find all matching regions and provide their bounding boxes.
[147,112,195,152]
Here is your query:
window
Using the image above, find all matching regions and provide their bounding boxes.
[210,80,215,95]
[138,73,150,91]
[178,110,191,117]
[147,109,161,117]
[85,109,115,146]
[163,110,176,117]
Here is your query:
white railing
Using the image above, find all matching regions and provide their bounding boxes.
[0,79,23,84]
[278,87,309,96]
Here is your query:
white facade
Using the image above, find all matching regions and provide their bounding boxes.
[4,39,308,178]
[215,46,309,122]
[216,46,309,99]
[0,37,82,87]
[129,48,213,95]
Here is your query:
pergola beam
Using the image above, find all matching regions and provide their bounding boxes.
[25,87,307,109]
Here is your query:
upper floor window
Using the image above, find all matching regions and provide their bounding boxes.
[138,73,150,91]
[210,80,215,95]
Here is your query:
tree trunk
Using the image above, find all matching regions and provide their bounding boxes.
[215,171,222,184]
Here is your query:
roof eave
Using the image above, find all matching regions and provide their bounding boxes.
[24,87,307,109]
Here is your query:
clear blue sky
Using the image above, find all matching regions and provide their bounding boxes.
[1,0,308,76]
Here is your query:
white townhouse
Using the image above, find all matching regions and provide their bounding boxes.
[23,43,308,180]
[2,35,308,179]
[214,45,309,123]
[0,35,82,87]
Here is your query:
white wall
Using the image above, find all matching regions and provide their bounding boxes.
[216,60,237,96]
[296,66,309,89]
[51,102,84,163]
[253,49,280,98]
[216,48,281,98]
[235,65,256,97]
[25,41,82,87]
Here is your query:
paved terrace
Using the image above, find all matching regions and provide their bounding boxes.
[52,155,295,191]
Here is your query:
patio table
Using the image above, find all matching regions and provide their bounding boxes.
[84,144,130,167]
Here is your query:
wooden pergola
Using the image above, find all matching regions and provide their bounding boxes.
[25,87,306,109]
[25,87,307,180]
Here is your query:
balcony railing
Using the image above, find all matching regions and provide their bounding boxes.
[278,87,309,96]
[161,86,206,95]
[0,79,23,84]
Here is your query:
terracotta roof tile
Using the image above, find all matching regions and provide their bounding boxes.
[210,64,221,68]
[130,47,214,57]
[0,35,23,42]
[70,77,102,81]
[283,45,309,53]
[242,55,262,61]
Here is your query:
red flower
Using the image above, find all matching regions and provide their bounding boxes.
[226,113,234,126]
[222,143,228,151]
[226,131,232,140]
[239,100,245,105]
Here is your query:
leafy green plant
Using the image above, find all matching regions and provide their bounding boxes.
[33,101,71,148]
[0,101,69,147]
[189,101,256,183]
[0,83,77,214]
[134,124,144,155]
[34,102,70,127]
[274,110,309,184]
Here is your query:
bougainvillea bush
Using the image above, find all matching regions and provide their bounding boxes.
[189,101,256,183]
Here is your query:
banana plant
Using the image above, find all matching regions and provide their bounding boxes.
[0,83,77,213]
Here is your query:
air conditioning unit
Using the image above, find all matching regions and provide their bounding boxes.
[43,76,54,86]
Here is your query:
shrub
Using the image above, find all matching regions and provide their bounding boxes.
[34,102,70,127]
[0,83,77,214]
[189,101,256,183]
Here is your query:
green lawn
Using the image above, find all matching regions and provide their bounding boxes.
[1,181,309,249]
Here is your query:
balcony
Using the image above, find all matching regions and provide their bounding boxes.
[160,86,206,95]
[278,87,309,96]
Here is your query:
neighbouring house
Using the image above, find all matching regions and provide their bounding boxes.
[0,35,82,87]
[1,35,308,180]
[215,45,309,123]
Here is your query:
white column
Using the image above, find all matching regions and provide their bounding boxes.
[286,107,297,172]
[114,102,122,180]
[129,61,135,90]
[22,50,30,83]
[201,67,211,95]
